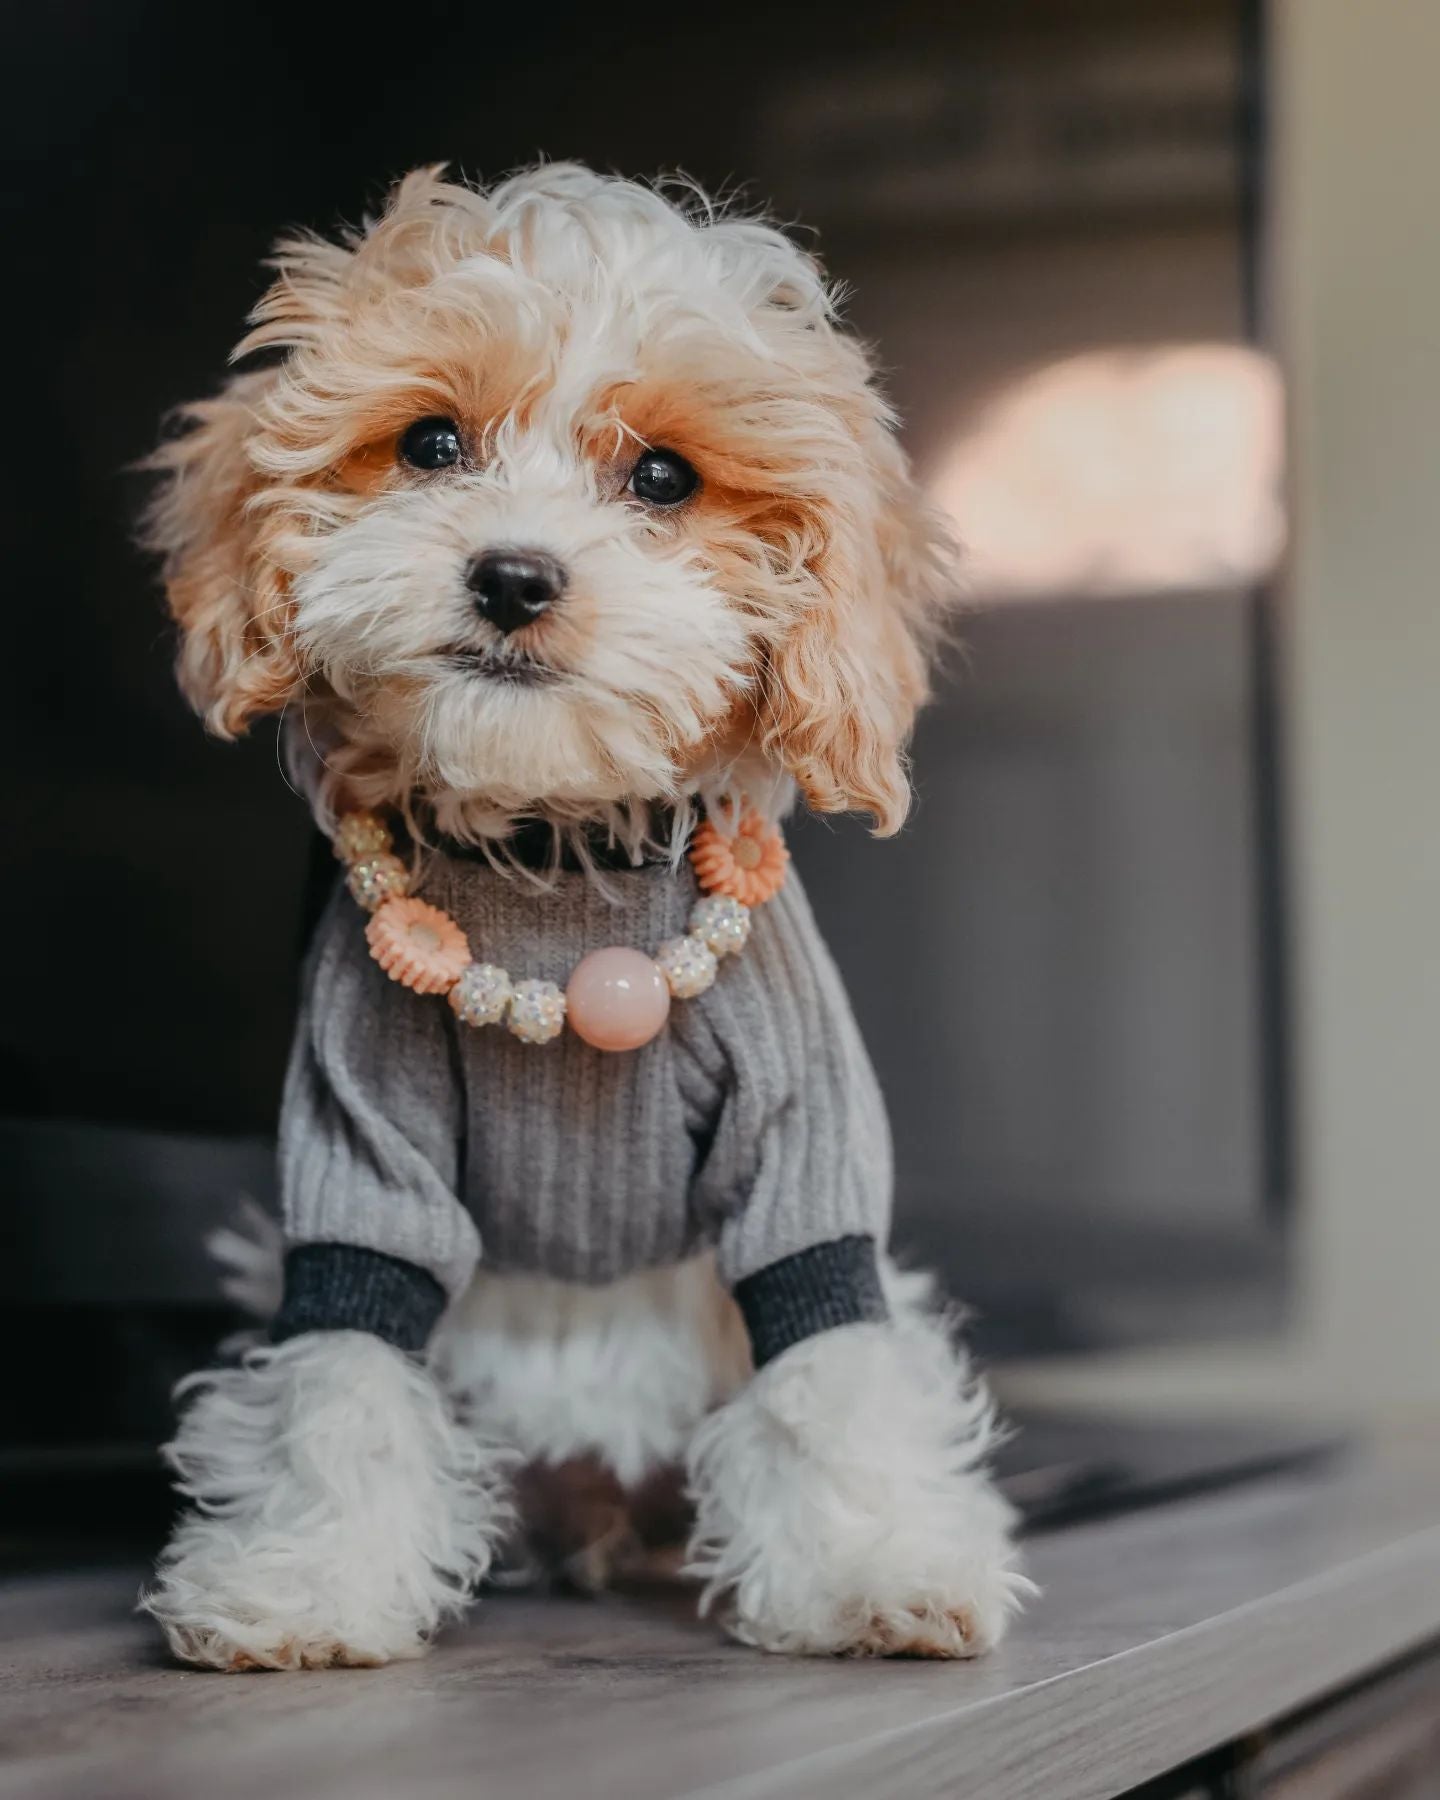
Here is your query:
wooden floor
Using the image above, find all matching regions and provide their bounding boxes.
[4,1434,1440,1800]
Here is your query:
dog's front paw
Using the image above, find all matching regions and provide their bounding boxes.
[143,1539,424,1671]
[687,1319,1034,1660]
[142,1502,445,1671]
[724,1550,1026,1660]
[141,1331,510,1672]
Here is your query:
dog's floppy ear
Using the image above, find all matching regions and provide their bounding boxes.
[143,215,365,735]
[143,171,466,736]
[761,390,956,837]
[143,368,302,737]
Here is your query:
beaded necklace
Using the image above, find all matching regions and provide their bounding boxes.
[335,804,789,1053]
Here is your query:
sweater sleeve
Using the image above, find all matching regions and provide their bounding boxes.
[274,880,480,1345]
[678,871,894,1334]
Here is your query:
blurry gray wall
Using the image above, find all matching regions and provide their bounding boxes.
[1003,0,1440,1414]
[779,12,1279,1352]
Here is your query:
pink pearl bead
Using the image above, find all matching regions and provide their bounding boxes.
[565,947,671,1052]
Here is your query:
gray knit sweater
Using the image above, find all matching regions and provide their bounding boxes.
[274,848,893,1361]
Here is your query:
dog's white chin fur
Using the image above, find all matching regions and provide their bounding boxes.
[686,1314,1034,1658]
[140,1330,510,1670]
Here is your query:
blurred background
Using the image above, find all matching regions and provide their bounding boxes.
[3,0,1437,1538]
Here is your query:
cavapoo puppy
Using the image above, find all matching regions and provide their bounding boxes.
[139,163,1031,1669]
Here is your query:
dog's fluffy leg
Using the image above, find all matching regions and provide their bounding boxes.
[685,1301,1034,1658]
[141,1330,510,1670]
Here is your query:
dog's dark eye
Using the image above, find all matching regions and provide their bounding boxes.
[628,448,698,507]
[399,417,463,471]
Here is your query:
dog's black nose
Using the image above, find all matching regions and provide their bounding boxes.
[465,549,567,635]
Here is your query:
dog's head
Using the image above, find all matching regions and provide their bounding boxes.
[146,165,954,839]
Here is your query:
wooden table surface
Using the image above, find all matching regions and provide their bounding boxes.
[4,1432,1440,1800]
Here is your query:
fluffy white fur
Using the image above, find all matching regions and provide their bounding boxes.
[149,1238,1026,1664]
[686,1298,1034,1658]
[434,1254,751,1487]
[207,1196,285,1318]
[144,163,1028,1667]
[141,1331,511,1670]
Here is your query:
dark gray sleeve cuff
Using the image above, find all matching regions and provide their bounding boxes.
[272,1243,447,1353]
[732,1235,889,1368]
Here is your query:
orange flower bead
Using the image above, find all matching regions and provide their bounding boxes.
[689,808,789,908]
[366,897,471,995]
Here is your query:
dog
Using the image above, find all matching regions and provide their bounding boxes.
[138,163,1031,1669]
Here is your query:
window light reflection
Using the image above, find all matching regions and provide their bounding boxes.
[928,344,1286,599]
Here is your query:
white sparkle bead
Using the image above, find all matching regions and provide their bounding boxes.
[655,933,719,999]
[448,962,513,1028]
[335,811,393,863]
[689,894,751,959]
[507,978,567,1045]
[346,852,409,912]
